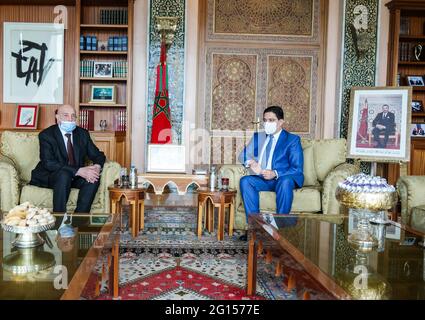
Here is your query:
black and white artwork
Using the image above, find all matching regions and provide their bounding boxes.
[3,22,64,104]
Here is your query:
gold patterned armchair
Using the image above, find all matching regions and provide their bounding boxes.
[218,138,360,230]
[397,175,425,232]
[0,131,120,213]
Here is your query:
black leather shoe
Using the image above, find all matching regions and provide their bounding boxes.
[239,234,247,241]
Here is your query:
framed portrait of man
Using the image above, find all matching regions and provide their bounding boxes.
[346,87,412,162]
[3,22,64,104]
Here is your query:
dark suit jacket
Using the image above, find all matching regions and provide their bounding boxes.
[30,125,106,188]
[372,112,396,132]
[238,130,304,188]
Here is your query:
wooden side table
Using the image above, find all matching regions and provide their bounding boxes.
[108,186,145,238]
[197,189,237,241]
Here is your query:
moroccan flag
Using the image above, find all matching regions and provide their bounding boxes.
[358,98,368,142]
[151,41,172,144]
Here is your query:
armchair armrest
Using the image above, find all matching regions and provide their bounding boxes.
[0,159,21,212]
[218,164,248,228]
[396,176,425,224]
[92,160,121,213]
[322,163,360,215]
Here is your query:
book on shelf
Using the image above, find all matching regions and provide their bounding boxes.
[122,36,128,51]
[400,16,410,36]
[99,8,128,25]
[113,36,119,51]
[113,110,127,132]
[79,109,94,131]
[86,35,92,51]
[80,35,85,50]
[92,36,97,51]
[399,42,416,62]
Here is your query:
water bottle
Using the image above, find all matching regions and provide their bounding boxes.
[209,166,216,191]
[130,165,137,188]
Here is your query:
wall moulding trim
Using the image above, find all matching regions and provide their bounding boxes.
[207,0,321,44]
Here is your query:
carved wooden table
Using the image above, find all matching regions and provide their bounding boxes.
[138,173,208,195]
[197,189,237,241]
[108,186,145,238]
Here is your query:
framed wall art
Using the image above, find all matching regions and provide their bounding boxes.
[347,87,412,162]
[14,104,39,129]
[3,22,64,104]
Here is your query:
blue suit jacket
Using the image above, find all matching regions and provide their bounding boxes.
[238,130,304,188]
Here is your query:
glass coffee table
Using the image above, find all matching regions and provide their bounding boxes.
[246,212,425,300]
[0,212,121,300]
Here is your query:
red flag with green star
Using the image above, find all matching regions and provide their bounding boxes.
[150,41,172,144]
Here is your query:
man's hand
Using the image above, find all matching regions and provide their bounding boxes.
[247,160,262,175]
[76,165,100,183]
[261,169,276,180]
[376,124,386,130]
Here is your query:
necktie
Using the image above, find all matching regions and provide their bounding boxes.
[261,135,274,169]
[65,133,76,166]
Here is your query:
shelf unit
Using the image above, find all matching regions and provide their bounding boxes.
[75,0,133,168]
[385,0,425,183]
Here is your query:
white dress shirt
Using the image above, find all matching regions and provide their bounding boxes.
[59,127,74,152]
[258,129,282,178]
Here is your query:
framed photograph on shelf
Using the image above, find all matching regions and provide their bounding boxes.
[93,61,113,78]
[347,86,412,162]
[14,104,39,129]
[406,75,425,86]
[411,100,423,112]
[90,85,116,104]
[3,22,64,104]
[98,40,108,51]
[411,123,425,137]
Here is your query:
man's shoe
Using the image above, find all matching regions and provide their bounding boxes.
[239,233,247,241]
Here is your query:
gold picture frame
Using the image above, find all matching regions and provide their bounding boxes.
[346,86,412,162]
[90,85,116,104]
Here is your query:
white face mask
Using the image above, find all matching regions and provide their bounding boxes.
[264,122,277,135]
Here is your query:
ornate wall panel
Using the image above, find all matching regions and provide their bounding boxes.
[147,0,185,144]
[338,0,379,173]
[267,55,315,134]
[211,54,257,131]
[205,48,319,164]
[207,0,320,43]
[339,0,379,139]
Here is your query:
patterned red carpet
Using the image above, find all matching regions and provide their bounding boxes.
[81,246,335,300]
[80,207,335,300]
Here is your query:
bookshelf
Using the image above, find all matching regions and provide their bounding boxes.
[385,0,425,184]
[75,0,133,168]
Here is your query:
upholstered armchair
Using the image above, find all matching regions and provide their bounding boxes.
[397,176,425,232]
[218,138,360,230]
[0,131,120,213]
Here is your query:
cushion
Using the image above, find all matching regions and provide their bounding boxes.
[0,131,40,183]
[313,139,346,182]
[411,205,425,233]
[259,187,321,213]
[20,185,102,211]
[302,144,319,186]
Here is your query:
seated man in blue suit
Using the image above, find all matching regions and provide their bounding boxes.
[238,106,304,240]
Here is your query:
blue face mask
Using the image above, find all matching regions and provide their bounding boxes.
[59,121,77,133]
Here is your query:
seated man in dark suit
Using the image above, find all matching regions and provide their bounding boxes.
[371,104,396,148]
[30,104,106,213]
